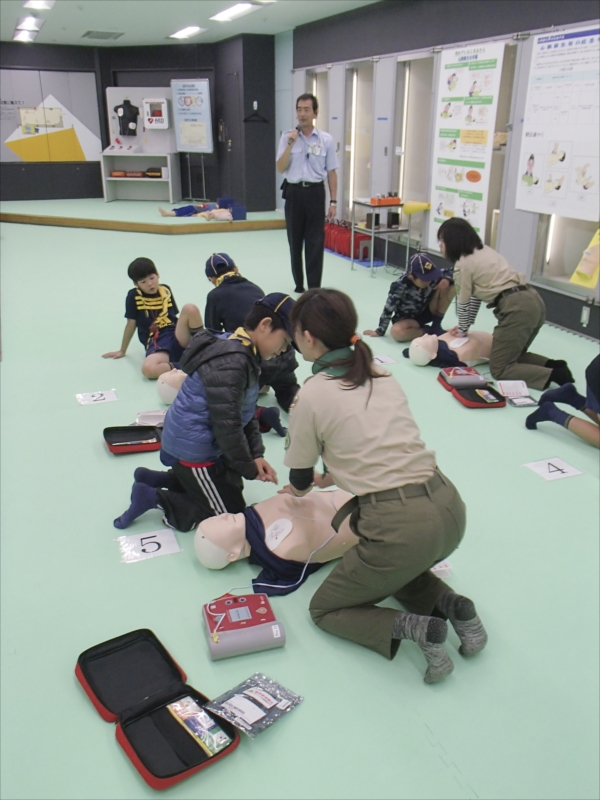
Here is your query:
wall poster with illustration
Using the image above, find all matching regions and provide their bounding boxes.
[427,41,505,250]
[515,25,599,222]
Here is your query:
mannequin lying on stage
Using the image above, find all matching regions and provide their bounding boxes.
[194,489,359,595]
[158,205,232,221]
[406,330,493,368]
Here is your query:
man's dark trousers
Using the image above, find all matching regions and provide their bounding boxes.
[284,182,326,289]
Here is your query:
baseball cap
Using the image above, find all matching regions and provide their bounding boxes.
[205,253,236,277]
[255,293,295,341]
[409,252,442,283]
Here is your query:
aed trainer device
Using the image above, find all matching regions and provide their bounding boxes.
[202,593,286,660]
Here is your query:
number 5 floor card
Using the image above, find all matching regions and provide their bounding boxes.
[116,529,182,563]
[523,457,583,482]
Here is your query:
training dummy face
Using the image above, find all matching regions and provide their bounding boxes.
[195,513,249,568]
[157,368,186,404]
[194,491,359,570]
[408,334,439,366]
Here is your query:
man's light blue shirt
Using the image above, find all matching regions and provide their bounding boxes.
[277,128,339,184]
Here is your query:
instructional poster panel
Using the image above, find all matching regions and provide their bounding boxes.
[427,42,505,250]
[170,79,213,154]
[515,26,599,222]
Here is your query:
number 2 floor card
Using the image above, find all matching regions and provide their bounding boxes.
[523,457,583,482]
[116,529,182,563]
[76,389,118,405]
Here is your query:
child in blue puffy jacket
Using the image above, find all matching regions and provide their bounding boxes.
[114,294,296,532]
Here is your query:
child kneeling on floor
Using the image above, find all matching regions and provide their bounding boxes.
[114,294,295,531]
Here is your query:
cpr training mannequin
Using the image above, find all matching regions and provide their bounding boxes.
[194,489,359,595]
[157,368,186,404]
[407,330,493,368]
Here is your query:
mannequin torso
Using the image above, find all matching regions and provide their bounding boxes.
[195,489,358,568]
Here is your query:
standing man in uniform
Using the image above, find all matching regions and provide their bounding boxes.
[276,94,339,293]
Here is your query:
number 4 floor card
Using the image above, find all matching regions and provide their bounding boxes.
[523,457,583,482]
[116,529,182,563]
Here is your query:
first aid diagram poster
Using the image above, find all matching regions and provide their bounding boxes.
[427,41,505,251]
[515,27,599,222]
[171,79,214,154]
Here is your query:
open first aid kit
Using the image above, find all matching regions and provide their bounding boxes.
[438,367,506,409]
[103,425,162,454]
[75,629,240,789]
[103,410,168,454]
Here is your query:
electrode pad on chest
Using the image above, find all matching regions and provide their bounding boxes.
[265,519,293,551]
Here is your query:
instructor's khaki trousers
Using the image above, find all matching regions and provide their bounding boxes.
[490,287,550,390]
[309,472,465,659]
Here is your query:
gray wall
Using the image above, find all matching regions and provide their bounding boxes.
[293,0,600,67]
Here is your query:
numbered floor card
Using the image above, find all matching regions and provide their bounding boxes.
[76,389,118,405]
[116,529,182,563]
[523,457,583,482]
[373,354,398,365]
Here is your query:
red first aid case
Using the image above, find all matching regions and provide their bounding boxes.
[103,425,162,454]
[75,629,240,790]
[438,367,488,389]
[438,371,506,408]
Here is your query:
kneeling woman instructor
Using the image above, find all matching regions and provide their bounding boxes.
[282,289,487,683]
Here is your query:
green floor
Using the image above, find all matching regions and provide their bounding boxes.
[1,206,598,800]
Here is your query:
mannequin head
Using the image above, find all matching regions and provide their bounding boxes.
[157,369,186,405]
[409,334,439,366]
[194,513,249,569]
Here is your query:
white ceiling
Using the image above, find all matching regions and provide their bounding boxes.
[1,0,379,46]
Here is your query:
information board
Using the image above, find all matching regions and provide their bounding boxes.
[170,79,213,154]
[515,26,599,222]
[427,41,505,250]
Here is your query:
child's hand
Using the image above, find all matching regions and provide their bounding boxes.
[102,350,125,359]
[254,458,278,484]
[363,329,381,337]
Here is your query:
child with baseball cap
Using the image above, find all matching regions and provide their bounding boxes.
[204,253,264,332]
[203,254,301,415]
[114,293,296,532]
[363,252,454,343]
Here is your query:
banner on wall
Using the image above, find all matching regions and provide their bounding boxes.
[515,26,599,222]
[170,79,213,154]
[1,69,102,163]
[427,41,505,251]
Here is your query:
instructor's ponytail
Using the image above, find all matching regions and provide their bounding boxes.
[291,289,382,390]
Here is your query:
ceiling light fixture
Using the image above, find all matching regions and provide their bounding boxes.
[168,26,205,39]
[209,4,257,23]
[16,15,45,31]
[23,0,55,8]
[13,29,38,42]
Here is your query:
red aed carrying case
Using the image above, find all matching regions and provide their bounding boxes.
[438,369,506,409]
[104,425,162,454]
[75,629,240,790]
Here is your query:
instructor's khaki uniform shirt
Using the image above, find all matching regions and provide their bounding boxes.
[455,245,525,305]
[284,369,436,497]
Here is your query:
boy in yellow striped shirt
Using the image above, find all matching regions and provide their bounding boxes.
[102,257,202,379]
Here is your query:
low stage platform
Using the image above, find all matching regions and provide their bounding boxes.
[0,199,286,235]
